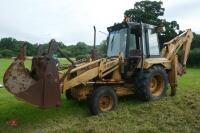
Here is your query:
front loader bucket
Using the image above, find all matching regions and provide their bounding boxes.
[3,43,61,108]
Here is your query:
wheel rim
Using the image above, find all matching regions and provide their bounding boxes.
[150,74,164,96]
[99,95,113,112]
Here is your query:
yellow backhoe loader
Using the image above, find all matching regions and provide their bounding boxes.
[3,21,193,115]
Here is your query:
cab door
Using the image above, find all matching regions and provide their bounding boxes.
[125,26,142,77]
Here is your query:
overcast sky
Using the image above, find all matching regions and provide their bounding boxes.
[0,0,199,45]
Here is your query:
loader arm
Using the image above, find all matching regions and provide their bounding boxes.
[60,56,122,92]
[160,29,193,96]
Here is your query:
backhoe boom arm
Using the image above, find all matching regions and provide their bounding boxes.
[161,29,193,67]
[161,29,193,96]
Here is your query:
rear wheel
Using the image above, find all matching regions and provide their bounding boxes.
[134,65,168,101]
[89,86,118,115]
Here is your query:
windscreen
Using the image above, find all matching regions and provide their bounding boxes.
[107,28,127,57]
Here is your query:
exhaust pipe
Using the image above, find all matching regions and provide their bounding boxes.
[91,26,97,60]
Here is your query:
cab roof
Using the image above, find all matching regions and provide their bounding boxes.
[107,22,156,32]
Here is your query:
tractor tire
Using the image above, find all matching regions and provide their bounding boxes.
[89,86,118,115]
[134,65,168,101]
[65,90,73,100]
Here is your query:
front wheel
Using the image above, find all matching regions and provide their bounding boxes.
[89,86,118,115]
[135,65,168,101]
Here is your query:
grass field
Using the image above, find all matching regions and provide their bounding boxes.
[0,58,200,133]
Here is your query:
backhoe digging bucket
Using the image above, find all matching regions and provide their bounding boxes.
[3,40,61,107]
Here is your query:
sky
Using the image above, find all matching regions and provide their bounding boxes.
[0,0,199,45]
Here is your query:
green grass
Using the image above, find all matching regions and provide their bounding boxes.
[0,58,200,133]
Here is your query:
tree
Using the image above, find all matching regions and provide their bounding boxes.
[191,33,200,49]
[0,49,14,58]
[72,42,92,57]
[97,40,107,57]
[125,1,164,25]
[23,41,37,56]
[124,0,179,46]
[0,38,17,50]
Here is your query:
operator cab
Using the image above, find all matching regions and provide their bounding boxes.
[107,22,160,77]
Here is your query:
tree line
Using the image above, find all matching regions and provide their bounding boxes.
[0,37,107,60]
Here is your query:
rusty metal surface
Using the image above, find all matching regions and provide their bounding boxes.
[16,57,61,107]
[3,60,36,94]
[3,47,35,94]
[3,40,61,108]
